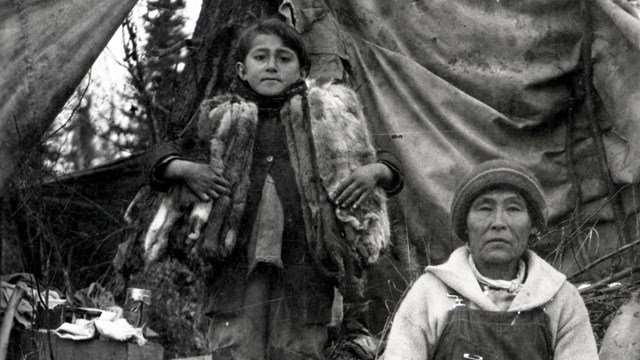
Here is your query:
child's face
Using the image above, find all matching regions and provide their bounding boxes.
[237,33,306,97]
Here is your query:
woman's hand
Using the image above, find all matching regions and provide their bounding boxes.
[331,163,392,209]
[163,159,232,201]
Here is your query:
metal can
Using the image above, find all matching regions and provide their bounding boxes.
[124,287,151,327]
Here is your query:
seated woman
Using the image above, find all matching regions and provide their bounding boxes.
[383,159,598,360]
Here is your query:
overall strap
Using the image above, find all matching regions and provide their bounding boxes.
[431,289,553,360]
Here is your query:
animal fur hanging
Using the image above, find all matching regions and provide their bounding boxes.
[124,81,389,280]
[124,95,257,265]
[308,82,390,265]
[190,96,257,259]
[281,81,389,298]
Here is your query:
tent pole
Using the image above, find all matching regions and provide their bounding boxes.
[580,0,633,266]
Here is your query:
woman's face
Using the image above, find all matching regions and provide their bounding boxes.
[467,189,536,275]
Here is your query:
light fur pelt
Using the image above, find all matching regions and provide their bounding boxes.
[138,95,257,264]
[305,81,390,265]
[280,80,390,278]
[123,175,188,266]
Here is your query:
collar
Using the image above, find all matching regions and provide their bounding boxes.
[230,77,308,117]
[468,253,526,294]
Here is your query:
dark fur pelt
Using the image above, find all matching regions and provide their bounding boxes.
[191,95,257,259]
[120,95,257,271]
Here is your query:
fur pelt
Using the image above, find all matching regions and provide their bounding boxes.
[191,96,257,258]
[307,82,390,265]
[131,82,389,281]
[129,95,257,265]
[281,81,389,298]
[123,177,195,267]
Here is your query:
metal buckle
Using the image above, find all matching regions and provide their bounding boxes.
[446,293,465,307]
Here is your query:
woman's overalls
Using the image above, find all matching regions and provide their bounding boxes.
[430,289,553,360]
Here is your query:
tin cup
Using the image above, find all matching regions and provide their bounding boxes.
[124,288,151,327]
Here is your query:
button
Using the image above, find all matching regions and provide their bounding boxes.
[266,155,274,163]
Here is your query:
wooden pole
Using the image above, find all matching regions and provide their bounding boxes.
[579,0,633,264]
[0,286,26,360]
[578,265,640,294]
[569,238,640,279]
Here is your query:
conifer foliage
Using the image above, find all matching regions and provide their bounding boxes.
[121,0,187,150]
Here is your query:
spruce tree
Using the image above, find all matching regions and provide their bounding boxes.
[122,0,187,150]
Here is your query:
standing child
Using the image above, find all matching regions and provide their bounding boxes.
[145,18,403,359]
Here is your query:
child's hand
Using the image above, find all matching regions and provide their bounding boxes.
[332,163,390,209]
[164,160,232,201]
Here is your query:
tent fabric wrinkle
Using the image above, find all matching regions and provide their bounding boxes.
[592,0,640,184]
[0,0,138,197]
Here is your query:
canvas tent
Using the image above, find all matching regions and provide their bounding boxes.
[2,0,640,336]
[0,0,138,198]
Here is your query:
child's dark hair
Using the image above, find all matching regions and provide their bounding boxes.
[235,18,310,72]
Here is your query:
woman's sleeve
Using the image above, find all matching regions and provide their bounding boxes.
[383,277,431,360]
[552,284,599,360]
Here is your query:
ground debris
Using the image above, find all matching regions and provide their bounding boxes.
[583,277,640,347]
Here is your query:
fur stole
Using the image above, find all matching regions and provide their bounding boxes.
[129,82,389,286]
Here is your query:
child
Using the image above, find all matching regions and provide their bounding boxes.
[146,18,403,359]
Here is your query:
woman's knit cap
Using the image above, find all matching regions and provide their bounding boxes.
[451,159,547,242]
